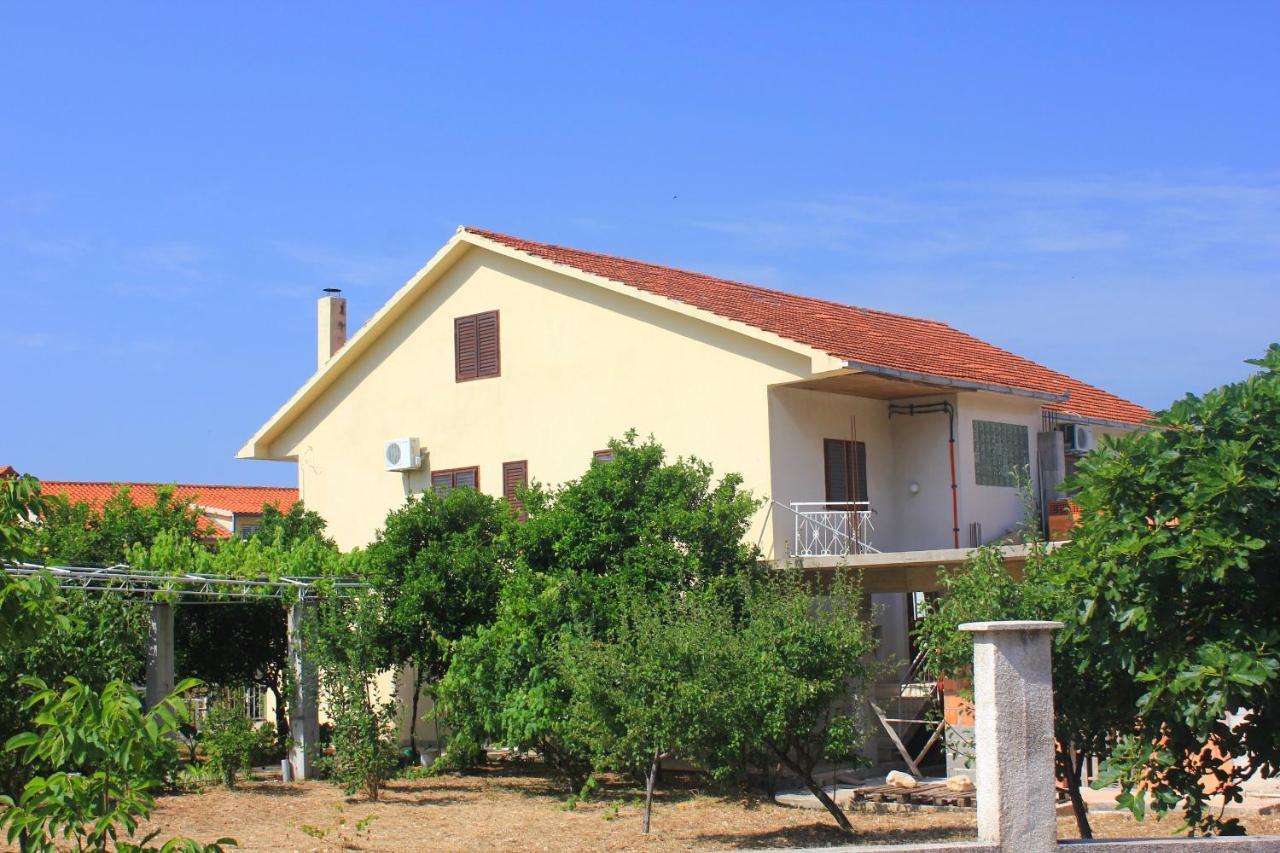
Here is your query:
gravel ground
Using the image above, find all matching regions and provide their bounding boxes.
[107,761,1280,851]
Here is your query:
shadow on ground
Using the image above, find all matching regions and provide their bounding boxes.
[697,822,972,849]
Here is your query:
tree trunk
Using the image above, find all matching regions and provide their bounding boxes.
[774,749,853,836]
[408,662,425,757]
[270,683,288,752]
[643,748,661,834]
[1069,749,1093,839]
[1056,745,1093,839]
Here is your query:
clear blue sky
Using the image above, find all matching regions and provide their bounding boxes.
[3,3,1277,487]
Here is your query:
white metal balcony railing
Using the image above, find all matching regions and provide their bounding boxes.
[787,501,877,558]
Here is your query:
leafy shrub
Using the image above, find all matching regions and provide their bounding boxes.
[307,593,399,800]
[201,695,261,789]
[0,676,235,852]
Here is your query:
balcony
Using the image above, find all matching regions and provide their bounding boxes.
[787,501,878,558]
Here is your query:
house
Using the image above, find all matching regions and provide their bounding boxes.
[239,225,1146,558]
[35,479,299,541]
[238,226,1148,765]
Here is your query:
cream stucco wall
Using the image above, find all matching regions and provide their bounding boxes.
[266,247,815,550]
[765,386,896,559]
[955,392,1046,545]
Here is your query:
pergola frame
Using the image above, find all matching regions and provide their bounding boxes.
[3,561,367,781]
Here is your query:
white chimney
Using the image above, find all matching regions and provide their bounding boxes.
[317,289,347,368]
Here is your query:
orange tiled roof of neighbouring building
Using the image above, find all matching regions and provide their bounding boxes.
[39,482,299,516]
[465,227,1151,427]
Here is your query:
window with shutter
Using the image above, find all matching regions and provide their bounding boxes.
[503,460,528,518]
[592,449,615,464]
[431,466,480,494]
[455,311,499,381]
[823,438,869,505]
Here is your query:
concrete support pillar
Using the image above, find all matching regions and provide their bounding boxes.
[288,600,319,781]
[958,620,1062,853]
[145,602,174,711]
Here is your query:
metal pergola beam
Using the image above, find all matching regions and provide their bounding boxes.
[2,562,366,601]
[4,561,366,782]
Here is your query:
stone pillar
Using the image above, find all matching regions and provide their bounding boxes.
[958,620,1062,853]
[288,600,320,781]
[145,602,174,711]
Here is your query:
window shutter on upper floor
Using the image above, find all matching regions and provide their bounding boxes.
[455,311,500,382]
[476,312,499,377]
[455,316,478,381]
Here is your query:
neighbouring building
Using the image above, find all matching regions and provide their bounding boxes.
[35,479,299,542]
[238,226,1149,768]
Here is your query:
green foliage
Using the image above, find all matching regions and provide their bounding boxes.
[0,675,233,852]
[361,486,511,749]
[560,587,738,785]
[33,485,203,566]
[1,474,45,563]
[249,501,335,550]
[0,571,73,802]
[295,803,378,847]
[438,433,763,792]
[704,571,875,836]
[307,592,399,801]
[914,544,1064,684]
[1054,344,1280,835]
[175,602,288,745]
[915,542,1129,838]
[200,694,262,789]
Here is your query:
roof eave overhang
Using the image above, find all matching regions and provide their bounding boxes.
[840,360,1069,403]
[1044,410,1149,430]
[237,229,838,461]
[237,232,478,460]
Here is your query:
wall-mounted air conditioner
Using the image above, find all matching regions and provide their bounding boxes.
[1060,424,1096,454]
[384,437,423,472]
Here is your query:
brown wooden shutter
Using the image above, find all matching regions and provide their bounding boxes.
[824,439,869,504]
[824,439,849,504]
[476,311,500,377]
[431,466,479,493]
[503,460,527,518]
[455,315,478,381]
[852,441,868,503]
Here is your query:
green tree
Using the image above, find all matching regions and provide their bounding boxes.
[559,584,743,834]
[250,502,334,550]
[306,591,399,801]
[1054,345,1280,835]
[438,433,761,792]
[914,544,1127,838]
[174,602,289,749]
[0,675,233,853]
[33,485,203,566]
[1,474,44,563]
[710,571,877,837]
[362,487,510,754]
[199,692,262,789]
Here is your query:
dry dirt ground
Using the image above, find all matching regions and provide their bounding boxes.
[126,762,1280,852]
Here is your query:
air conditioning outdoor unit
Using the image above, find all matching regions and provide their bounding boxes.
[1060,424,1096,454]
[384,437,422,472]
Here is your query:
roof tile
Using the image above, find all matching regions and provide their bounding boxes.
[466,227,1150,426]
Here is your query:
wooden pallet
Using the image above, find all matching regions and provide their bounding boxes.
[848,782,976,808]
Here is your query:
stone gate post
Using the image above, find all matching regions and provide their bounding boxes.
[959,620,1063,853]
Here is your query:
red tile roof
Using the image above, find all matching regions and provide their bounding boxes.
[38,482,299,516]
[465,227,1150,426]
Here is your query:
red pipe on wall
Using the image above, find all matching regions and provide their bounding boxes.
[947,431,959,548]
